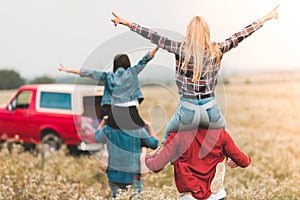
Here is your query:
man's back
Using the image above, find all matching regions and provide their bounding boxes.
[146,128,251,199]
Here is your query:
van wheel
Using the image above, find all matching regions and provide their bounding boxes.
[41,133,61,156]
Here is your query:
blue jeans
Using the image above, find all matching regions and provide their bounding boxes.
[108,177,143,198]
[162,97,226,144]
[109,181,132,198]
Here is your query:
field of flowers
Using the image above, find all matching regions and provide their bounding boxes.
[1,78,300,199]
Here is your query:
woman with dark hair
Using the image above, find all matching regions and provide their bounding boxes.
[59,47,158,130]
[113,54,131,72]
[59,47,159,198]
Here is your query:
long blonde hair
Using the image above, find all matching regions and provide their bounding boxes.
[179,16,222,82]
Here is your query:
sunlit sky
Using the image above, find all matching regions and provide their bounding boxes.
[0,0,299,78]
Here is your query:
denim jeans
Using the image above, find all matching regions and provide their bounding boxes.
[108,178,143,199]
[109,181,132,198]
[162,97,226,144]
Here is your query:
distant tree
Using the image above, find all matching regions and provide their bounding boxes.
[0,69,25,89]
[30,76,55,84]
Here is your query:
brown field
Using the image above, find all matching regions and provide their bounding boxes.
[0,90,16,105]
[0,77,300,199]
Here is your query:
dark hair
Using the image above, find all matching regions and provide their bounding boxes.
[113,54,131,72]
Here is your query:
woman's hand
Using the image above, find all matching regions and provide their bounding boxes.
[261,5,279,23]
[111,12,132,28]
[58,63,80,74]
[150,46,159,57]
[58,63,67,72]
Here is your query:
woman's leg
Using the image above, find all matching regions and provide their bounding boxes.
[162,112,181,144]
[202,100,226,129]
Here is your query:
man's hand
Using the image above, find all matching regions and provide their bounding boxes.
[227,159,238,168]
[148,146,161,157]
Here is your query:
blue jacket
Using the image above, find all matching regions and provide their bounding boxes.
[95,125,158,183]
[80,52,153,106]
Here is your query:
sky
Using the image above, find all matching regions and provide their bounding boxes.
[0,0,299,79]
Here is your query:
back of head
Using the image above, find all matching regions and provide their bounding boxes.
[113,54,131,72]
[186,16,210,46]
[180,16,221,82]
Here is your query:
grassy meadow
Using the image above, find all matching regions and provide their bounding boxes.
[0,75,300,199]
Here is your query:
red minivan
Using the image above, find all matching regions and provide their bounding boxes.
[0,84,104,154]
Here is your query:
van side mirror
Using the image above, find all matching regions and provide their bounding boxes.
[7,104,14,111]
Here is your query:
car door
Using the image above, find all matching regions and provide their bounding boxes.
[2,90,32,139]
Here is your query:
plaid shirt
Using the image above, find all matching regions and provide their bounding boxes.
[131,19,263,95]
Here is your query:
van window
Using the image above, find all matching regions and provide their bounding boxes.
[13,91,32,109]
[83,96,102,119]
[40,92,71,110]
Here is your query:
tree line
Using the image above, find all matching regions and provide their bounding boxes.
[0,69,177,90]
[0,69,55,90]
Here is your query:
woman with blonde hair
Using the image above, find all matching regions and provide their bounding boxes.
[111,5,279,143]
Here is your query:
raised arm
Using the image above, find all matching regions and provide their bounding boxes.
[111,12,181,54]
[58,63,109,83]
[218,5,279,54]
[58,63,80,74]
[128,46,159,75]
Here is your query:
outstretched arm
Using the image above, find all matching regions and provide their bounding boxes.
[111,12,181,54]
[218,5,279,54]
[59,63,108,83]
[58,63,80,74]
[129,46,159,75]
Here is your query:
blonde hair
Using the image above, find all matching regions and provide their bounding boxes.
[179,16,222,82]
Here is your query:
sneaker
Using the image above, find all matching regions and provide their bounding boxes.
[210,162,226,194]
